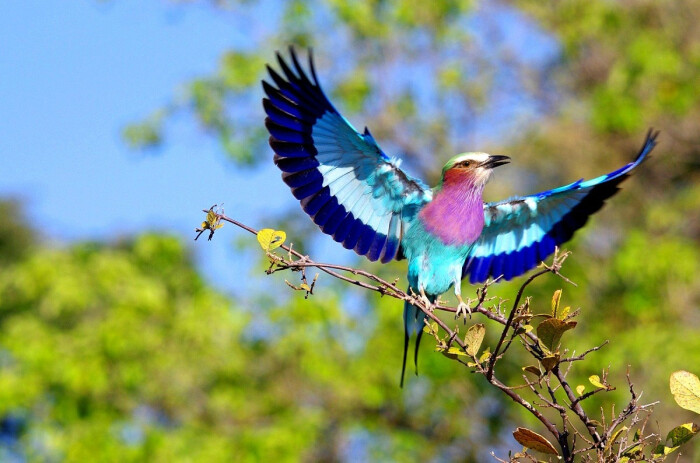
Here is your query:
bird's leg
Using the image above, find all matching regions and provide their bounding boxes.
[418,285,434,313]
[455,285,472,322]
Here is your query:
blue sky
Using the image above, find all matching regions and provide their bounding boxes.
[0,1,295,291]
[0,1,560,294]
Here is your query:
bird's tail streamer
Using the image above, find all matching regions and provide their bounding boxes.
[401,289,435,387]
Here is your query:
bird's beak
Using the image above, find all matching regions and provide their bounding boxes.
[481,155,511,169]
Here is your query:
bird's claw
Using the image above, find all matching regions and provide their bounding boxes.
[455,301,472,321]
[421,294,435,313]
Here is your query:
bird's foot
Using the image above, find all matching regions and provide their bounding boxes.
[421,294,435,313]
[455,296,472,323]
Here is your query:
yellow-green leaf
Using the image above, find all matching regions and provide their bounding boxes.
[589,375,605,389]
[479,348,491,363]
[662,445,677,456]
[606,426,628,451]
[442,346,468,359]
[256,228,286,251]
[551,289,562,317]
[670,370,700,414]
[512,427,559,455]
[523,365,541,378]
[299,283,311,292]
[465,323,485,357]
[623,443,642,457]
[558,306,571,320]
[537,318,576,353]
[423,321,439,334]
[206,209,217,224]
[516,324,533,335]
[576,385,585,396]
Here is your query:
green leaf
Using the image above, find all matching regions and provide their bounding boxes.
[666,422,699,448]
[256,228,286,251]
[670,370,700,414]
[655,442,686,457]
[465,323,485,356]
[537,318,576,353]
[512,427,559,455]
[589,375,605,389]
[652,443,666,458]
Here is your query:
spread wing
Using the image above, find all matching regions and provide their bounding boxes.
[263,48,432,263]
[464,130,659,283]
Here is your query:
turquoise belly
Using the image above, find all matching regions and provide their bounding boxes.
[402,220,473,296]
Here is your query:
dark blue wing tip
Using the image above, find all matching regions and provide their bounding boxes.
[279,46,320,87]
[637,128,660,163]
[272,46,318,88]
[264,47,336,120]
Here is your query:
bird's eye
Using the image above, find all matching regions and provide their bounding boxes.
[462,161,470,167]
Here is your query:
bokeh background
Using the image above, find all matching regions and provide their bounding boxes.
[1,0,699,461]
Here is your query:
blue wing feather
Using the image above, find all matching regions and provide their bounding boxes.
[273,154,319,173]
[464,130,658,283]
[263,48,431,263]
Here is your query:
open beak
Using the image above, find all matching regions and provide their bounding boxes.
[480,155,511,169]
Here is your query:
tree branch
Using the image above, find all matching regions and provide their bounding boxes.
[201,212,671,462]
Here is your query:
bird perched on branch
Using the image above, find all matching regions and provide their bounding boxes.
[262,48,658,386]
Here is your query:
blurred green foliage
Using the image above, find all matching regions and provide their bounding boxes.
[4,0,700,460]
[0,204,509,460]
[0,200,35,265]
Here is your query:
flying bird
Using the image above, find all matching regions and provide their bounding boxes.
[261,48,658,386]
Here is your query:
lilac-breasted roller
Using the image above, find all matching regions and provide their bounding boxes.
[262,49,658,386]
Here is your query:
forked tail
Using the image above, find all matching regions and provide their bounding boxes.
[401,289,435,387]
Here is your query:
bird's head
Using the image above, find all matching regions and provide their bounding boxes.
[441,152,510,187]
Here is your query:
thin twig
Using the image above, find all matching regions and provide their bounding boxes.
[560,341,609,363]
[553,364,602,445]
[487,267,549,381]
[209,212,557,359]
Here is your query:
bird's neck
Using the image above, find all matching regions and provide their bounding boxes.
[419,170,485,245]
